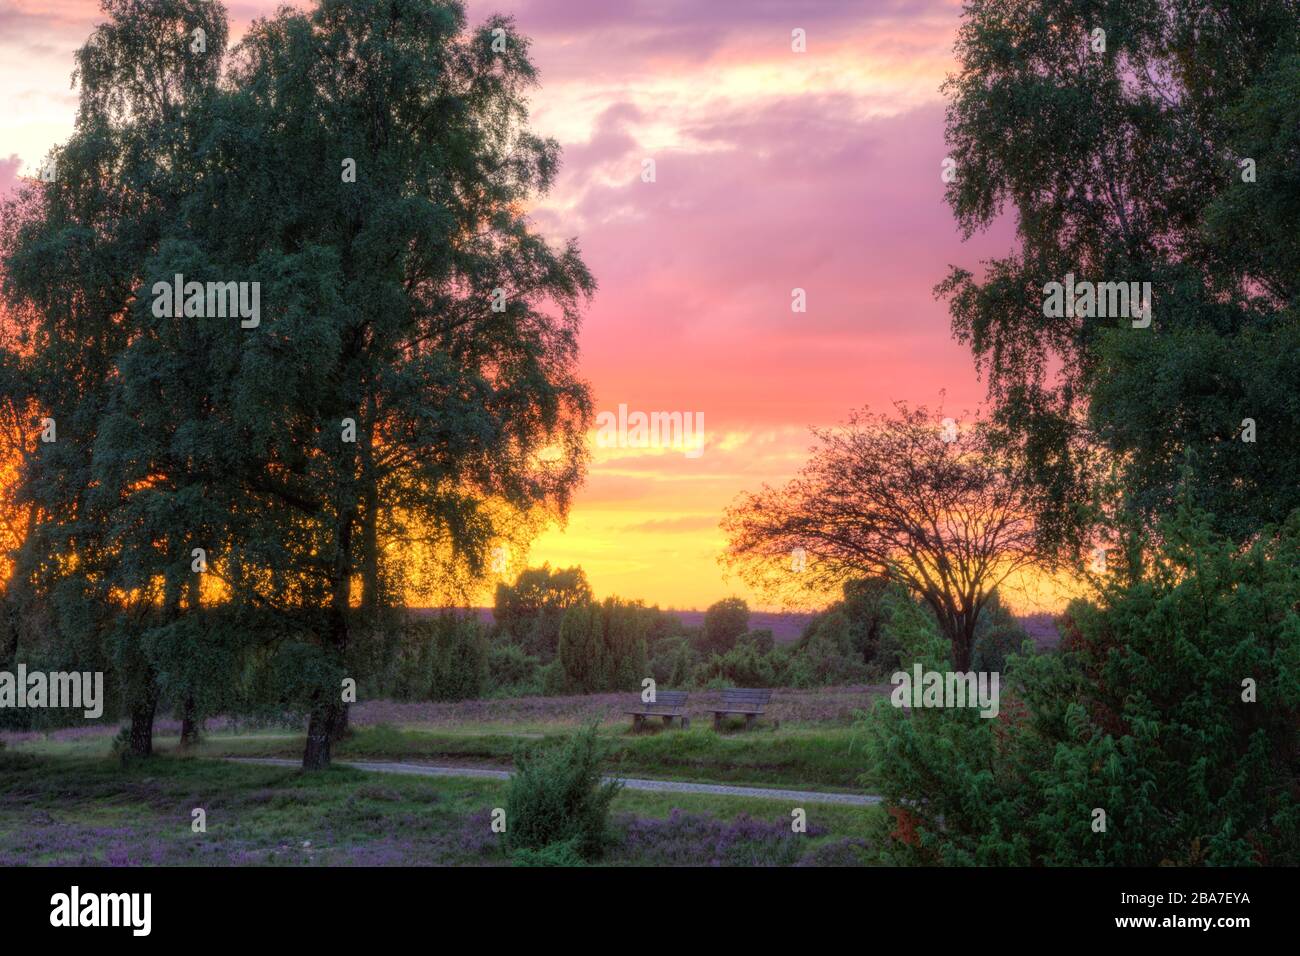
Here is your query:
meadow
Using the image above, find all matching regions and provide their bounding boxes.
[0,687,890,867]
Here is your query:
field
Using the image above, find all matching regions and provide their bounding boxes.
[0,686,890,867]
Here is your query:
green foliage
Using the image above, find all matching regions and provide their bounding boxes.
[800,578,892,664]
[699,598,750,655]
[509,838,585,867]
[784,635,868,689]
[556,603,602,693]
[486,643,542,697]
[648,636,695,688]
[737,628,774,654]
[938,0,1300,552]
[866,506,1300,866]
[693,642,790,689]
[539,658,569,696]
[493,565,593,661]
[388,614,488,702]
[0,0,596,767]
[970,590,1030,674]
[681,586,950,690]
[556,598,650,693]
[504,724,622,860]
[876,586,949,672]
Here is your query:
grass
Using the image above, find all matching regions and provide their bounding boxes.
[163,722,875,792]
[0,749,883,867]
[11,719,877,791]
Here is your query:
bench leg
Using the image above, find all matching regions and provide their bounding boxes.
[713,712,723,732]
[682,716,690,730]
[631,714,643,733]
[744,714,757,731]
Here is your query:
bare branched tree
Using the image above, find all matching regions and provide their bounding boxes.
[721,403,1042,669]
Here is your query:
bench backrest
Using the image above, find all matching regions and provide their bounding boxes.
[643,690,689,710]
[721,687,772,708]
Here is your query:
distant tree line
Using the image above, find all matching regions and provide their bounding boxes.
[347,563,1030,706]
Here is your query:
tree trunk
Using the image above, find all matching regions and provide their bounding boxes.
[302,697,339,770]
[303,504,355,769]
[330,700,350,742]
[179,695,201,748]
[128,692,157,757]
[359,451,380,617]
[951,618,975,672]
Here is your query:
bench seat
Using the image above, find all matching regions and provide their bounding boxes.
[626,690,690,731]
[709,688,773,730]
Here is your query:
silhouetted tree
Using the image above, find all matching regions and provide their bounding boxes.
[722,404,1040,670]
[699,597,749,656]
[494,565,593,660]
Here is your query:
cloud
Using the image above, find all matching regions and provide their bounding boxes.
[623,514,719,533]
[1,0,1010,611]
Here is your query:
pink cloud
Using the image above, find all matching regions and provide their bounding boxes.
[536,98,1013,436]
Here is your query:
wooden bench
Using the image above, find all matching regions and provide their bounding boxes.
[625,690,690,731]
[710,688,772,730]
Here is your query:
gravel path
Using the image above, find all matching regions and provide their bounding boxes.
[228,756,881,806]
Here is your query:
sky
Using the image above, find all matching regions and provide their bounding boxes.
[0,0,1063,612]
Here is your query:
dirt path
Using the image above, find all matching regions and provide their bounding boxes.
[228,756,881,806]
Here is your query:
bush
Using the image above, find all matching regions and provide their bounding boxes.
[391,613,488,702]
[865,505,1300,866]
[557,598,650,693]
[509,838,585,867]
[970,590,1029,674]
[970,625,1028,674]
[698,598,750,655]
[493,565,592,661]
[796,579,930,679]
[649,636,694,687]
[600,600,651,691]
[557,604,603,693]
[504,724,622,860]
[487,643,541,696]
[786,635,870,688]
[693,642,789,688]
[539,659,569,696]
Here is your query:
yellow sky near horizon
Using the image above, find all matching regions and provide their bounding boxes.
[0,0,1086,617]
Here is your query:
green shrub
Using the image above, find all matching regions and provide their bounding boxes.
[600,600,651,691]
[786,635,870,688]
[698,597,750,655]
[971,625,1029,674]
[693,642,789,688]
[866,505,1300,866]
[487,643,541,695]
[392,614,488,702]
[557,604,603,693]
[876,587,948,674]
[557,598,650,693]
[510,838,585,867]
[504,724,622,860]
[539,659,569,696]
[494,565,593,661]
[970,590,1029,674]
[649,636,694,687]
[799,578,892,666]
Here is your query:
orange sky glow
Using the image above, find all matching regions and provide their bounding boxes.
[0,0,1083,614]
